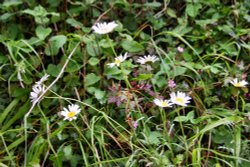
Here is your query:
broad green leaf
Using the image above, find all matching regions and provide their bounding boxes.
[99,39,115,48]
[185,4,202,18]
[47,64,61,77]
[35,26,52,40]
[45,35,67,56]
[88,57,100,66]
[66,18,84,29]
[121,40,144,53]
[2,0,22,7]
[63,145,72,158]
[148,131,162,145]
[86,43,101,56]
[166,8,177,18]
[85,73,100,86]
[174,66,187,76]
[174,116,188,122]
[66,60,81,73]
[94,89,106,100]
[132,74,152,81]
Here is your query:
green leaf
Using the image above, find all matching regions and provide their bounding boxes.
[66,60,81,73]
[174,116,188,122]
[121,40,144,53]
[99,39,115,48]
[45,35,67,56]
[66,18,84,29]
[148,131,162,145]
[88,57,100,66]
[47,64,61,77]
[63,145,72,159]
[174,66,187,77]
[166,8,177,18]
[94,89,106,100]
[85,73,100,86]
[186,4,202,18]
[86,43,101,56]
[35,26,52,40]
[132,73,152,81]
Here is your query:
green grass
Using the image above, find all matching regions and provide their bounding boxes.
[0,0,250,166]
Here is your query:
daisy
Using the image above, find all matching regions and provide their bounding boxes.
[107,53,128,68]
[230,78,248,87]
[136,55,159,64]
[153,98,173,108]
[36,74,50,85]
[60,104,81,121]
[30,84,46,103]
[170,91,191,107]
[92,21,118,34]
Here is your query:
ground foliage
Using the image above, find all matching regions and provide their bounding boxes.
[0,0,250,166]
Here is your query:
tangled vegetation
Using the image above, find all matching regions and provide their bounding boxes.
[0,0,250,166]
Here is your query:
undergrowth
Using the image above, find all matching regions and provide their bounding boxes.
[0,0,250,166]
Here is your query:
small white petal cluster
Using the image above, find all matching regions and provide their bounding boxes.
[154,91,192,108]
[230,78,248,87]
[30,84,46,103]
[36,74,50,85]
[107,53,128,68]
[170,91,191,107]
[136,55,159,65]
[92,21,118,34]
[60,104,81,121]
[153,98,173,108]
[30,74,49,104]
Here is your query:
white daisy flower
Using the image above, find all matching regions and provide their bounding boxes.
[230,78,248,87]
[30,84,46,103]
[36,74,50,85]
[92,21,118,34]
[136,55,159,64]
[60,104,81,121]
[170,91,191,107]
[107,53,128,68]
[153,98,173,108]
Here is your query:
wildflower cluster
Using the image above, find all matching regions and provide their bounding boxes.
[154,91,192,108]
[30,74,49,104]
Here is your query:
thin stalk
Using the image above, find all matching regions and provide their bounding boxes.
[106,34,117,57]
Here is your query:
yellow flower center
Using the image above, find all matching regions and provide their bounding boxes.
[175,98,184,105]
[234,83,242,87]
[114,59,121,65]
[161,101,168,107]
[67,111,76,118]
